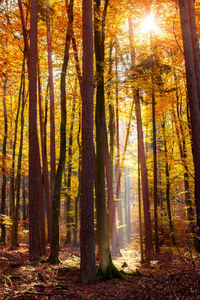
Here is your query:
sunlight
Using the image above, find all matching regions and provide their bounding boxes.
[140,14,158,34]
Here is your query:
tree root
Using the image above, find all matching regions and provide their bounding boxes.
[48,255,62,265]
[97,262,125,281]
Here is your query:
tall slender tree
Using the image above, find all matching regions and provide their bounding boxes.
[94,0,122,279]
[1,76,8,244]
[161,119,176,246]
[65,83,76,244]
[128,17,153,261]
[28,0,43,261]
[49,0,74,264]
[46,0,56,206]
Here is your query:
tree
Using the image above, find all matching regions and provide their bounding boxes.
[178,0,200,250]
[46,0,56,210]
[1,76,8,244]
[187,0,200,107]
[49,0,74,264]
[28,0,44,261]
[128,17,153,262]
[11,56,26,248]
[80,0,96,283]
[161,118,176,246]
[94,0,122,279]
[65,84,76,244]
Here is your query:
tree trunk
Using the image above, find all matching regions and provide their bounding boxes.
[1,77,8,244]
[73,110,81,247]
[38,64,51,243]
[162,120,176,246]
[135,92,153,261]
[22,176,27,228]
[152,90,159,253]
[124,167,131,245]
[46,0,56,205]
[110,44,121,257]
[49,0,74,264]
[10,60,24,248]
[114,44,122,245]
[116,97,134,248]
[178,0,200,251]
[138,137,144,262]
[80,0,96,283]
[11,59,26,248]
[128,17,153,261]
[65,84,76,244]
[28,0,43,261]
[187,0,200,107]
[94,0,123,280]
[107,42,120,254]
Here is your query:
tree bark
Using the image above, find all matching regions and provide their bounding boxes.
[128,17,153,261]
[162,120,176,246]
[94,0,123,280]
[152,90,159,253]
[46,0,56,205]
[11,59,26,248]
[10,60,24,248]
[28,0,43,261]
[1,77,8,244]
[49,0,74,264]
[80,0,96,283]
[187,0,200,107]
[73,108,81,247]
[38,64,51,243]
[178,0,200,250]
[65,83,76,244]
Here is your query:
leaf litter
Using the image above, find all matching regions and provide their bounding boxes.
[0,244,200,299]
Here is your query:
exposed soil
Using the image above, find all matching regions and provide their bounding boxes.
[0,244,200,299]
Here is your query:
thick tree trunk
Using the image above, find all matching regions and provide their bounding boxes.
[179,0,200,250]
[187,0,200,107]
[80,0,96,283]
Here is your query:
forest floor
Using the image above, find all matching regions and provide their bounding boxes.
[1,243,200,299]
